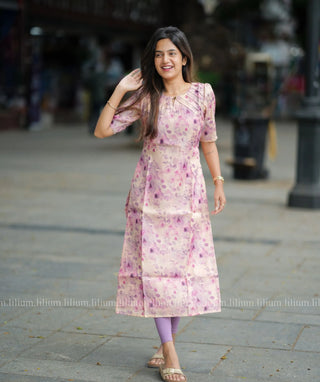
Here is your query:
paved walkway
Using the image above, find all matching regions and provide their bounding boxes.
[0,119,319,382]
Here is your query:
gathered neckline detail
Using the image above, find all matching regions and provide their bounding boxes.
[161,82,194,99]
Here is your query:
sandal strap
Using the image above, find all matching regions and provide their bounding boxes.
[150,353,164,360]
[162,367,185,376]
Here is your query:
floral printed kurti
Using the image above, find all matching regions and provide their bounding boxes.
[110,82,221,317]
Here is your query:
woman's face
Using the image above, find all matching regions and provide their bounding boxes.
[154,38,187,81]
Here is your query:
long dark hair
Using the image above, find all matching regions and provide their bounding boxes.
[118,26,194,140]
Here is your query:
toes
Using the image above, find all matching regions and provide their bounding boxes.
[164,374,182,381]
[149,357,164,366]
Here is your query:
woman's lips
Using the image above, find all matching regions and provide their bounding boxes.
[161,66,173,71]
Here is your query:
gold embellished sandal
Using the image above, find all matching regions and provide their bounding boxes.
[147,352,165,368]
[159,364,187,381]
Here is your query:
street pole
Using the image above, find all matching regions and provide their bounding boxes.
[288,0,320,209]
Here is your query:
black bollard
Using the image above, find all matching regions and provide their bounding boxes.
[288,0,320,209]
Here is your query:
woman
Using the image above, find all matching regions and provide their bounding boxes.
[94,26,226,382]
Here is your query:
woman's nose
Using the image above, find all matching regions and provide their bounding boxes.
[162,54,170,63]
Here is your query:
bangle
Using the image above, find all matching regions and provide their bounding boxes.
[213,176,224,184]
[107,100,117,111]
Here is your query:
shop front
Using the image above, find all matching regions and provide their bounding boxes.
[0,0,163,130]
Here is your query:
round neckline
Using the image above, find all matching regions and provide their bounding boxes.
[161,82,194,99]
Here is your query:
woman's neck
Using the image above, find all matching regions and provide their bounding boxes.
[162,78,190,97]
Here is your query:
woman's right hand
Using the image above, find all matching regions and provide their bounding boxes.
[117,68,143,93]
[94,68,142,138]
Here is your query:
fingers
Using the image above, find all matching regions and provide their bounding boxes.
[119,69,142,91]
[128,68,143,87]
[211,197,226,215]
[130,68,142,81]
[130,68,141,75]
[212,188,226,215]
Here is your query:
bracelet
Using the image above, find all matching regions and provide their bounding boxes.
[107,100,117,111]
[213,176,224,184]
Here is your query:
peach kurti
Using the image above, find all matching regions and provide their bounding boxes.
[110,82,221,317]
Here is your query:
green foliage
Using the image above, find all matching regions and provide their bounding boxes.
[197,71,221,86]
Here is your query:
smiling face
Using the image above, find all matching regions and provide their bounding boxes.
[154,38,187,81]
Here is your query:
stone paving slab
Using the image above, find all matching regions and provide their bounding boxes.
[175,341,231,373]
[242,268,319,299]
[293,325,320,352]
[0,358,134,382]
[129,368,293,382]
[0,278,116,302]
[220,289,277,305]
[299,258,320,275]
[3,307,87,331]
[0,229,124,262]
[0,327,53,359]
[205,307,258,321]
[40,280,117,301]
[180,373,280,382]
[0,188,128,231]
[127,368,164,382]
[81,336,160,368]
[211,346,320,382]
[262,296,320,315]
[0,274,64,298]
[255,310,320,326]
[0,255,112,282]
[19,331,112,362]
[180,316,302,350]
[0,308,33,325]
[0,248,121,270]
[279,278,320,301]
[253,245,307,273]
[216,240,276,258]
[0,372,91,382]
[61,310,159,338]
[213,197,320,244]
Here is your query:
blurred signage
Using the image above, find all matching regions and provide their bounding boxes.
[28,0,162,26]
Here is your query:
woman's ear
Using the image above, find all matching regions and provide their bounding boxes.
[182,56,187,66]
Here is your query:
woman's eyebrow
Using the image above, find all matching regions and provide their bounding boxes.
[155,49,177,53]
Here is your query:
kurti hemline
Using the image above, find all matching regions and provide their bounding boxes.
[115,308,222,318]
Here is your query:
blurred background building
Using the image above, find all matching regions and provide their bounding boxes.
[0,0,311,131]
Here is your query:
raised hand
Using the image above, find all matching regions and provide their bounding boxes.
[117,68,143,93]
[94,68,143,138]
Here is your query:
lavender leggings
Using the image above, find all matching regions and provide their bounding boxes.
[154,317,181,344]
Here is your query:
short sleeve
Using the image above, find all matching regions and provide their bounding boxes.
[200,83,217,142]
[110,93,141,134]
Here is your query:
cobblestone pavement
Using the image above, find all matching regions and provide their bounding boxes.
[0,119,319,381]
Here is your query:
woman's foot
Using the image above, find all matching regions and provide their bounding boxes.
[161,341,186,381]
[148,333,176,368]
[147,344,164,368]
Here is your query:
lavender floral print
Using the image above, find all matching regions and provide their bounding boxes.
[110,82,221,317]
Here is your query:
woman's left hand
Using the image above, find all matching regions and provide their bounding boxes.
[211,184,226,215]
